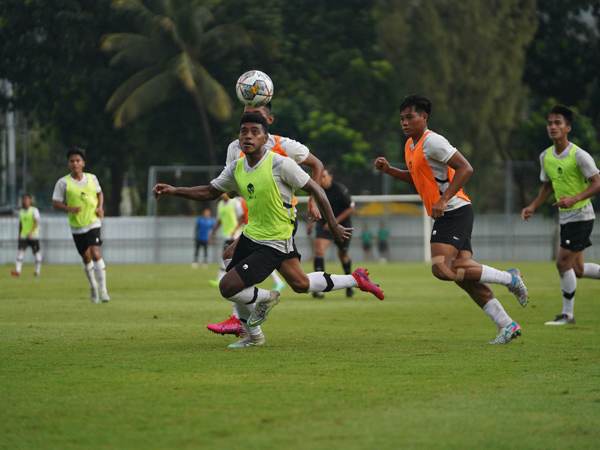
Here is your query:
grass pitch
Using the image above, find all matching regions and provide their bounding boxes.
[1,261,599,449]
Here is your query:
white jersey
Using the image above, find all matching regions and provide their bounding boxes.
[225,134,310,167]
[539,142,599,224]
[52,173,102,234]
[211,152,310,253]
[409,130,470,212]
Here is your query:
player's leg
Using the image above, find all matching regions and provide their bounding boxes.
[31,240,42,277]
[201,242,209,266]
[277,256,384,300]
[336,240,353,297]
[210,238,237,287]
[192,239,200,267]
[12,240,26,276]
[88,229,109,302]
[312,237,331,298]
[546,247,580,325]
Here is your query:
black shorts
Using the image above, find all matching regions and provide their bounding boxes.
[378,241,388,253]
[18,239,40,253]
[560,220,593,251]
[362,242,372,252]
[430,204,473,253]
[72,228,102,255]
[315,221,352,252]
[227,234,300,288]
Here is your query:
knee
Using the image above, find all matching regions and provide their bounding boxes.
[289,277,310,293]
[219,280,237,299]
[431,264,452,281]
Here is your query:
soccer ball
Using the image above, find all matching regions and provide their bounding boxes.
[235,70,274,107]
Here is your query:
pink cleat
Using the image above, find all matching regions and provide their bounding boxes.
[11,270,20,277]
[351,268,384,300]
[206,315,246,337]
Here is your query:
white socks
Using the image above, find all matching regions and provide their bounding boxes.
[34,252,42,275]
[227,286,269,338]
[217,258,231,282]
[582,263,600,279]
[482,298,512,328]
[560,269,576,319]
[307,272,357,293]
[15,250,25,273]
[270,271,283,285]
[83,261,98,291]
[94,259,107,293]
[479,265,513,285]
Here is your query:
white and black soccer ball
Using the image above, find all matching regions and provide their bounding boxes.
[235,70,274,107]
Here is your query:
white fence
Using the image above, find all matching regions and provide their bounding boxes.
[2,213,599,265]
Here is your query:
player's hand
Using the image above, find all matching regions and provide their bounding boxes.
[69,206,82,215]
[307,197,322,222]
[521,206,535,221]
[331,224,353,243]
[96,207,104,218]
[431,198,448,220]
[553,196,577,209]
[153,183,175,199]
[27,233,32,239]
[323,223,329,232]
[374,157,390,174]
[306,222,314,235]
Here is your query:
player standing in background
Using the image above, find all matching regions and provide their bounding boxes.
[52,147,110,304]
[154,113,383,347]
[375,95,528,344]
[11,194,42,277]
[307,169,355,298]
[521,104,600,326]
[193,208,216,268]
[378,221,390,263]
[206,103,324,337]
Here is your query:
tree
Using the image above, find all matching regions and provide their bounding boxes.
[101,0,251,166]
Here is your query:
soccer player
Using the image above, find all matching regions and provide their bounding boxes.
[206,103,324,336]
[378,221,390,263]
[375,95,528,345]
[52,147,110,304]
[521,104,600,326]
[207,194,246,283]
[361,224,374,261]
[11,194,42,277]
[154,113,384,348]
[307,169,355,298]
[193,208,215,268]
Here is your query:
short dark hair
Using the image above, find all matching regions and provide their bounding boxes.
[67,147,86,160]
[549,104,575,125]
[399,95,432,117]
[22,193,32,200]
[240,113,268,133]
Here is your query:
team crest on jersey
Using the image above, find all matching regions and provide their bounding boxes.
[557,167,563,177]
[80,192,86,199]
[247,183,256,199]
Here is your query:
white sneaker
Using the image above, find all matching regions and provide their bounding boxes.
[545,314,575,325]
[227,333,265,348]
[248,290,281,326]
[90,288,99,304]
[191,263,199,269]
[100,291,111,303]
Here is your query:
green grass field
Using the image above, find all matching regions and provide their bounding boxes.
[1,261,599,449]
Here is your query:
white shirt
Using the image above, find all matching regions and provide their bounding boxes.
[539,143,599,224]
[410,131,470,212]
[52,173,103,234]
[211,152,310,253]
[225,134,310,167]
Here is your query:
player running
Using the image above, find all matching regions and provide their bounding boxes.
[375,95,528,345]
[154,113,384,348]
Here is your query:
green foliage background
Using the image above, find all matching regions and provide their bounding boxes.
[1,0,599,214]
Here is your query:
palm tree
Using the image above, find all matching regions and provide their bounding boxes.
[101,0,251,165]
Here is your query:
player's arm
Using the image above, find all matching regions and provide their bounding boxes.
[302,179,352,243]
[153,183,223,202]
[374,157,414,184]
[28,217,39,239]
[17,220,22,241]
[52,200,81,215]
[96,191,105,218]
[554,173,600,209]
[521,182,554,220]
[301,153,324,221]
[430,151,473,219]
[209,219,221,244]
